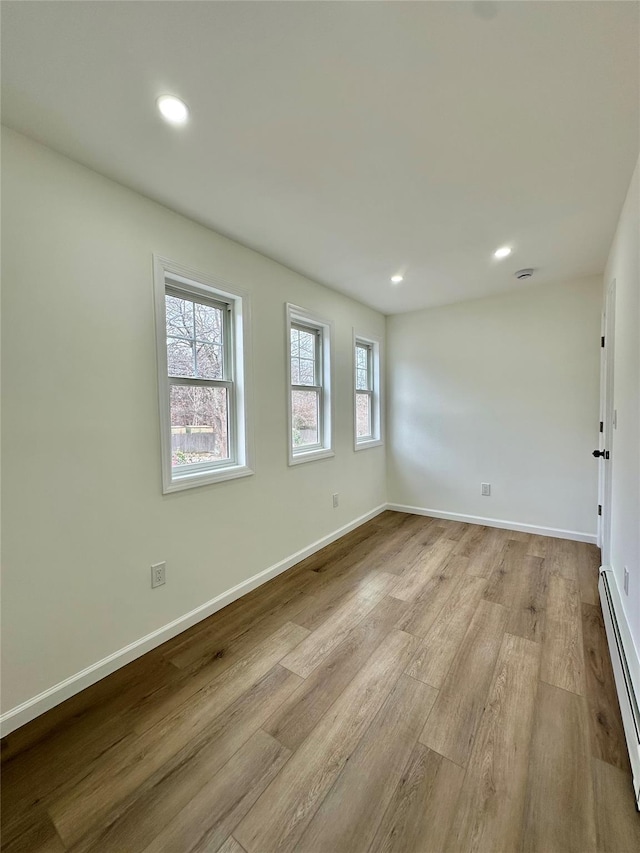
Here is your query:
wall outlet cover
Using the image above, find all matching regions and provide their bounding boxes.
[151,562,166,588]
[481,483,491,497]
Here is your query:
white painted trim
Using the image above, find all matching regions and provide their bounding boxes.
[597,305,606,551]
[599,568,640,808]
[385,503,597,544]
[153,254,255,494]
[353,329,384,451]
[284,302,336,465]
[598,279,616,563]
[287,448,336,466]
[285,303,334,466]
[0,504,387,736]
[354,438,384,452]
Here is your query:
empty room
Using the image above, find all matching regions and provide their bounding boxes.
[1,2,639,851]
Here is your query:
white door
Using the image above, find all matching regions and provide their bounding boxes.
[597,279,615,564]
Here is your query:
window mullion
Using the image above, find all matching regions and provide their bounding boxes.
[169,376,232,390]
[191,302,197,376]
[316,382,323,449]
[223,303,232,381]
[227,380,236,464]
[315,328,321,388]
[291,383,322,392]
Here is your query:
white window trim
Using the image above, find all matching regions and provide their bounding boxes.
[153,255,254,493]
[286,303,334,466]
[353,329,384,451]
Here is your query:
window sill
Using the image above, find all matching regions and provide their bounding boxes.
[354,438,384,452]
[288,447,335,467]
[163,464,254,494]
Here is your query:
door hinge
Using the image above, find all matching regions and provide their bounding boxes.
[599,421,603,433]
[598,504,602,516]
[601,335,605,347]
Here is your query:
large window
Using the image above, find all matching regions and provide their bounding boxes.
[354,333,382,450]
[286,304,333,465]
[154,256,253,492]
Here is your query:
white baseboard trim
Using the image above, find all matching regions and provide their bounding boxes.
[0,503,387,737]
[385,503,597,544]
[599,568,640,808]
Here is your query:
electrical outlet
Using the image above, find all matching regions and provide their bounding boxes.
[332,493,339,508]
[151,562,166,588]
[624,566,629,596]
[481,483,491,497]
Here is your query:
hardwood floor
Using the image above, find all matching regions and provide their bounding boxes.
[2,512,638,853]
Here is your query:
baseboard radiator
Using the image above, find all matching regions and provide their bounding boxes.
[599,568,640,808]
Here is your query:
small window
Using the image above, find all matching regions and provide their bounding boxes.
[354,333,382,450]
[286,304,334,465]
[154,256,253,492]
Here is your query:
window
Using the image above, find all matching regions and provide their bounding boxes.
[286,304,333,465]
[354,333,383,450]
[154,256,253,492]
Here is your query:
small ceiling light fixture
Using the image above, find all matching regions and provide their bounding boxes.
[515,268,534,280]
[157,94,189,125]
[391,274,404,284]
[493,246,512,259]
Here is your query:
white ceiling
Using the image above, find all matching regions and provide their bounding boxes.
[2,1,638,314]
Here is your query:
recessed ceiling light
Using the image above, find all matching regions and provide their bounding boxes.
[157,95,189,125]
[493,246,512,259]
[391,274,403,284]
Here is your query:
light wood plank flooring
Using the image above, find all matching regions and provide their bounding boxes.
[2,512,638,852]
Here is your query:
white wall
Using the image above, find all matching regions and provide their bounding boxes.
[604,155,640,654]
[0,128,387,717]
[387,277,602,537]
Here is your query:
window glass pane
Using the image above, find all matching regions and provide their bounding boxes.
[194,302,223,343]
[290,328,300,383]
[166,295,194,339]
[298,359,315,384]
[356,344,370,390]
[167,338,195,377]
[291,326,317,386]
[195,342,223,379]
[170,385,229,467]
[290,327,300,358]
[292,389,319,447]
[299,329,315,357]
[356,367,369,391]
[356,344,368,370]
[356,392,372,438]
